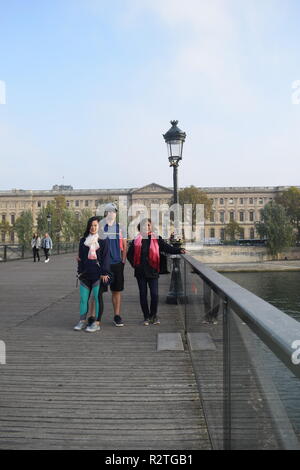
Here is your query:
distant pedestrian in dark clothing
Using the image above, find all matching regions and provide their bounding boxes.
[31,233,41,262]
[127,219,185,325]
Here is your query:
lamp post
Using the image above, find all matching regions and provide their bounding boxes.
[163,120,186,304]
[163,120,186,206]
[47,214,52,237]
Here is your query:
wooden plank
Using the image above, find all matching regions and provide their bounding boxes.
[0,255,211,450]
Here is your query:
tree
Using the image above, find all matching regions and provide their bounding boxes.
[178,186,213,242]
[37,196,67,242]
[224,220,241,242]
[256,202,294,256]
[179,186,212,220]
[0,220,13,243]
[64,209,93,242]
[276,187,300,241]
[14,211,33,246]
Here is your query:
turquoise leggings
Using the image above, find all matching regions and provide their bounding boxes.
[79,278,101,321]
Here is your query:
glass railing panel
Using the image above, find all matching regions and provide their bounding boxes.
[228,307,300,449]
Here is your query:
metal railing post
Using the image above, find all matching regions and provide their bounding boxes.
[223,298,231,450]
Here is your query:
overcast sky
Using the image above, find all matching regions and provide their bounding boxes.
[0,0,300,191]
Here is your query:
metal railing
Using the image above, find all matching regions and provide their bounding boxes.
[0,243,78,262]
[177,254,300,450]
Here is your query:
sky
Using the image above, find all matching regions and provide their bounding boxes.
[0,0,300,191]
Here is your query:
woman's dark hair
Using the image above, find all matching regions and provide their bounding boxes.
[137,218,152,232]
[84,216,100,238]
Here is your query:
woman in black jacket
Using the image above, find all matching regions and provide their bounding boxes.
[127,218,185,325]
[74,216,111,333]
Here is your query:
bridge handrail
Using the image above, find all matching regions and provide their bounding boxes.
[183,254,300,378]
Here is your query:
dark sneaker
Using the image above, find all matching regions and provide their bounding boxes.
[114,315,124,327]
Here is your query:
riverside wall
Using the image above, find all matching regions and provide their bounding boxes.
[188,246,300,263]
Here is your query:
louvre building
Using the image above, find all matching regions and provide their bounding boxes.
[0,183,296,243]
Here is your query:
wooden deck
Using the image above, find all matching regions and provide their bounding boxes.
[0,254,211,450]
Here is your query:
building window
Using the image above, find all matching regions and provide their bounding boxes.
[249,211,254,222]
[220,198,224,205]
[239,228,245,239]
[250,228,255,238]
[85,200,89,207]
[249,198,253,204]
[37,201,42,208]
[10,231,15,242]
[230,212,234,222]
[11,214,15,224]
[220,228,225,241]
[239,212,244,222]
[220,211,225,223]
[240,198,244,204]
[210,228,215,238]
[66,200,70,208]
[75,200,79,207]
[1,232,5,242]
[2,215,6,223]
[210,211,215,222]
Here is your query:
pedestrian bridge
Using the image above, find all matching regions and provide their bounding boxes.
[0,253,300,450]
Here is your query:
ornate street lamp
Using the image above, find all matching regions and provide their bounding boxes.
[163,120,186,204]
[163,120,186,304]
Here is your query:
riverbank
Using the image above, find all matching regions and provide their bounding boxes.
[202,260,300,273]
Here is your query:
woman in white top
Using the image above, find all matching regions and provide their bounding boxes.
[31,233,41,262]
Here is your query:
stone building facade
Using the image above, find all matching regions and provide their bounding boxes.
[0,183,296,243]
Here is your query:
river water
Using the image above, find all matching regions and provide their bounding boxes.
[223,271,300,323]
[223,271,300,445]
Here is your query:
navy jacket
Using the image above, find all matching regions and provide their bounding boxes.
[77,237,111,279]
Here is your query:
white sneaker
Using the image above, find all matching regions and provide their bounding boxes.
[45,258,49,263]
[86,322,101,333]
[74,320,87,331]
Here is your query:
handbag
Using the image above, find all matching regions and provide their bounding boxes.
[159,252,170,274]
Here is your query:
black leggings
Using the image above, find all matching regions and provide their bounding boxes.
[136,276,159,320]
[32,247,40,261]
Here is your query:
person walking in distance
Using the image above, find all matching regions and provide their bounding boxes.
[99,203,127,327]
[31,233,41,262]
[74,216,111,333]
[127,219,185,325]
[41,232,53,263]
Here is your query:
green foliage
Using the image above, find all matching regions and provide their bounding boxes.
[37,200,94,243]
[256,202,294,256]
[65,209,93,242]
[224,220,241,241]
[14,211,33,247]
[179,186,212,220]
[276,187,300,240]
